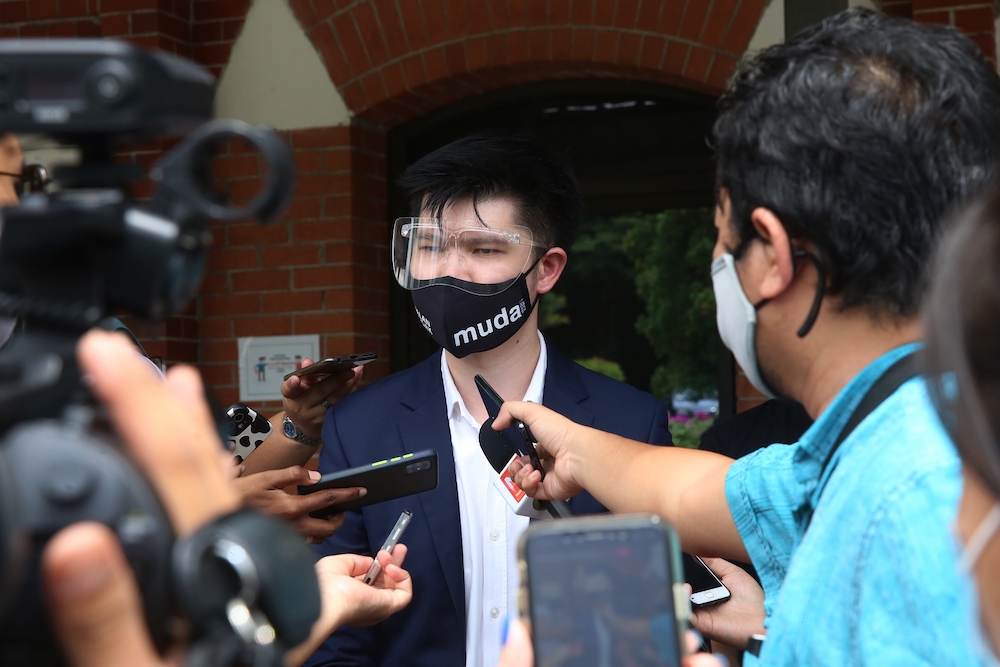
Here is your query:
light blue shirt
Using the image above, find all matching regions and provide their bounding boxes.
[726,344,978,665]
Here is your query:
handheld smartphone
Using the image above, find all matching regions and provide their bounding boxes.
[298,450,438,518]
[519,514,688,667]
[226,403,273,463]
[363,510,413,585]
[283,352,378,381]
[683,553,731,607]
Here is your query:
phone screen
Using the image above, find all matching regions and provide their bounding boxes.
[682,553,730,606]
[525,525,680,667]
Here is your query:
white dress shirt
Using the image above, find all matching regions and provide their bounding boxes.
[441,332,548,667]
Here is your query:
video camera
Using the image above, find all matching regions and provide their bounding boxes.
[0,40,318,667]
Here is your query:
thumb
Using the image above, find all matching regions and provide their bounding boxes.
[497,618,533,667]
[43,522,163,667]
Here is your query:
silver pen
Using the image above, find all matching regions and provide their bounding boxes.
[363,510,413,585]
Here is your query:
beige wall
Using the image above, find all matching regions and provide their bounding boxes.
[214,0,350,130]
[748,0,879,52]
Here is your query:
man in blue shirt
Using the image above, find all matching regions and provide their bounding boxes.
[496,9,1000,665]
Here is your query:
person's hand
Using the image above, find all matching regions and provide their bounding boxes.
[41,331,372,667]
[281,358,363,439]
[688,557,766,650]
[42,329,243,667]
[495,619,724,667]
[44,522,179,667]
[232,466,365,542]
[284,547,412,667]
[79,330,240,534]
[493,401,586,502]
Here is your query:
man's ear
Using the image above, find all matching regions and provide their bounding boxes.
[534,248,568,295]
[749,207,794,300]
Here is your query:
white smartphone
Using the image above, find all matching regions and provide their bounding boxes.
[226,403,273,463]
[684,554,731,606]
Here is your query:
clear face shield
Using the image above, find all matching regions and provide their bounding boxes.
[392,217,545,295]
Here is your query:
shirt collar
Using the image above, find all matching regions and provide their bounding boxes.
[794,342,922,488]
[441,331,548,428]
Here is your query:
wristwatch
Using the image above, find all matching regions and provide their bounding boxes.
[282,415,322,446]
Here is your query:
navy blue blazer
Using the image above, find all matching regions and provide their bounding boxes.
[305,346,672,667]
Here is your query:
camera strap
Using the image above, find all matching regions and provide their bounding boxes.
[807,350,919,529]
[747,352,918,659]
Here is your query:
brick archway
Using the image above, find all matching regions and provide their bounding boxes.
[289,0,769,127]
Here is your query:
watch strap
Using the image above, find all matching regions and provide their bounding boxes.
[282,415,321,446]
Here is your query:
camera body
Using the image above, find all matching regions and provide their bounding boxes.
[0,39,212,137]
[0,39,312,667]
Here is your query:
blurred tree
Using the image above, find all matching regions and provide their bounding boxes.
[543,214,658,392]
[574,357,627,382]
[623,208,718,400]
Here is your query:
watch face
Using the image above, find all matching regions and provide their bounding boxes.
[283,417,296,439]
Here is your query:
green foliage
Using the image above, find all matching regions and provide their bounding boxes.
[538,291,570,330]
[622,208,718,400]
[574,357,626,382]
[543,214,658,392]
[668,414,715,449]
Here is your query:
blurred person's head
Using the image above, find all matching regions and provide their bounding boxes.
[923,187,1000,658]
[710,8,1000,402]
[0,133,23,206]
[394,134,581,358]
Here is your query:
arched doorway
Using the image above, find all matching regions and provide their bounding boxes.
[387,78,734,415]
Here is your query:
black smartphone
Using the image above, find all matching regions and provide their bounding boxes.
[682,553,731,607]
[298,450,438,518]
[519,514,687,667]
[283,352,378,381]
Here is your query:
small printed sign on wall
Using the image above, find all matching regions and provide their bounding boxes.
[238,334,320,401]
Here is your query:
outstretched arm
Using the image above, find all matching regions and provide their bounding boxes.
[496,401,747,560]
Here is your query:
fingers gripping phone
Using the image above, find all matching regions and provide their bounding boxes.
[283,353,378,381]
[683,554,731,607]
[519,514,688,667]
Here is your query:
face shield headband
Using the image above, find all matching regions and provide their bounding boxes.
[392,217,545,296]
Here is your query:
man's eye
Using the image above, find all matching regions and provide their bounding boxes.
[471,245,506,255]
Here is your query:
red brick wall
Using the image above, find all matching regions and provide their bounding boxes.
[10,0,998,415]
[288,0,772,127]
[912,0,996,62]
[198,124,391,412]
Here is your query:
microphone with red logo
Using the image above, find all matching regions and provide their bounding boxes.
[476,375,574,519]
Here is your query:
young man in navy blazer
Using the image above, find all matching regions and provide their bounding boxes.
[305,134,672,667]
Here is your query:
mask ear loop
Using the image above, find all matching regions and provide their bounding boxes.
[960,504,1000,573]
[793,250,825,338]
[747,250,825,339]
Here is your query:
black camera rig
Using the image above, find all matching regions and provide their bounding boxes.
[0,39,318,667]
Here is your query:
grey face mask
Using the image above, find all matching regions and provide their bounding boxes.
[710,250,826,399]
[711,253,777,398]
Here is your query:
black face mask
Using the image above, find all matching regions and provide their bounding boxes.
[410,273,537,358]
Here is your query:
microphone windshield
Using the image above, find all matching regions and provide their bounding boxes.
[479,417,519,473]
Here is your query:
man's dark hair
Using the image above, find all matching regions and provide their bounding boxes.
[714,7,1000,318]
[397,133,581,254]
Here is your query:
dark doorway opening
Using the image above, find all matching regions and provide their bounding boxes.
[386,79,735,418]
